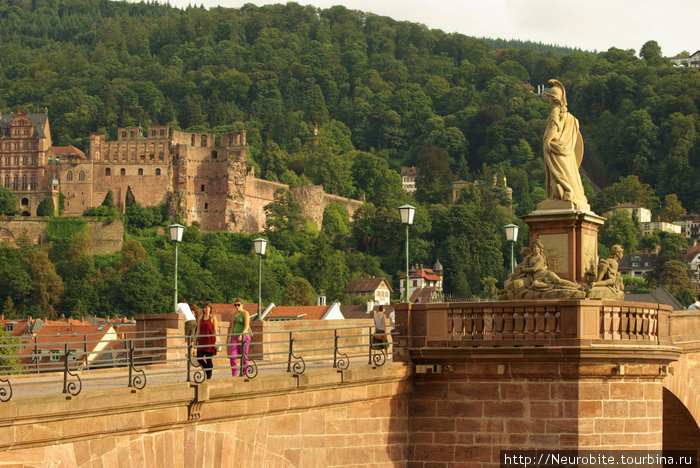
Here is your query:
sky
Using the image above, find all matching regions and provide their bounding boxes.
[156,0,698,56]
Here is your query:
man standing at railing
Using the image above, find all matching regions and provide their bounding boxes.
[688,296,700,311]
[177,297,197,342]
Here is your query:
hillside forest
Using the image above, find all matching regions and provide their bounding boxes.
[0,0,698,318]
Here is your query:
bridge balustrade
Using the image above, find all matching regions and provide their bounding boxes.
[0,323,394,401]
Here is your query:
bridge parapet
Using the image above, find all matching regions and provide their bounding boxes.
[397,299,674,351]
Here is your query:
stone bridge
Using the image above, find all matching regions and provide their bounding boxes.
[0,300,697,467]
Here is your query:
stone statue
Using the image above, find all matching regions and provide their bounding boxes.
[500,247,530,299]
[541,79,589,211]
[587,244,625,300]
[501,239,586,300]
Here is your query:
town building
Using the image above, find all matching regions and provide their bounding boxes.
[400,166,417,194]
[344,277,393,305]
[399,260,444,303]
[668,50,700,68]
[605,203,652,223]
[618,251,657,278]
[684,214,700,239]
[262,304,343,321]
[1,111,362,233]
[641,221,682,237]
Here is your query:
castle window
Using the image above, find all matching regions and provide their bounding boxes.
[201,184,205,192]
[159,153,164,160]
[140,154,145,160]
[204,203,208,209]
[211,151,218,159]
[21,175,27,190]
[151,130,156,137]
[155,168,161,175]
[149,153,155,160]
[4,175,8,187]
[30,175,36,189]
[138,168,143,175]
[121,168,126,176]
[78,171,85,181]
[13,176,18,190]
[130,131,135,138]
[105,168,111,176]
[121,131,126,138]
[191,134,196,146]
[66,171,73,181]
[21,197,28,206]
[31,156,36,165]
[160,129,165,136]
[201,135,207,146]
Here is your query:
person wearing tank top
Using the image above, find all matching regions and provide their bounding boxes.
[196,303,218,379]
[228,299,251,377]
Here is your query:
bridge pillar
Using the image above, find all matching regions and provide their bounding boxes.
[395,300,681,466]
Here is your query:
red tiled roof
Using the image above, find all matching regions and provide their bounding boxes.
[401,166,418,176]
[209,303,260,322]
[410,287,439,303]
[51,145,86,159]
[399,268,441,281]
[686,243,700,262]
[345,277,393,293]
[266,306,330,320]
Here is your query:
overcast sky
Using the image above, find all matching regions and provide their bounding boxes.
[155,0,697,57]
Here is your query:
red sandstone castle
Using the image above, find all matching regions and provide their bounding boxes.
[0,110,360,232]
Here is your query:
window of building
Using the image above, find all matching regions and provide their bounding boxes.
[211,151,218,159]
[130,131,135,138]
[121,131,126,138]
[201,184,205,192]
[644,262,651,267]
[632,262,639,267]
[12,176,18,190]
[4,175,8,187]
[78,171,85,181]
[105,168,111,176]
[50,350,60,362]
[204,203,208,209]
[66,171,73,181]
[31,156,36,165]
[151,130,156,137]
[121,168,126,176]
[201,135,207,146]
[138,168,143,175]
[20,197,28,206]
[155,168,161,175]
[21,175,27,190]
[191,134,196,146]
[5,323,14,333]
[22,155,27,164]
[160,129,165,136]
[30,175,36,189]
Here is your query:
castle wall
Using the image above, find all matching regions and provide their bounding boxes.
[0,218,123,254]
[243,175,288,233]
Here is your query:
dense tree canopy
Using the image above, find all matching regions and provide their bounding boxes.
[0,0,697,316]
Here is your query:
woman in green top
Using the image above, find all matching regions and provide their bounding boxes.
[228,299,251,377]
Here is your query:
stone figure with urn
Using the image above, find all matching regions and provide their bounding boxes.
[501,80,623,300]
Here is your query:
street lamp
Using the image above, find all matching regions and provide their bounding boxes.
[253,237,267,320]
[169,224,185,313]
[399,205,416,303]
[504,223,519,274]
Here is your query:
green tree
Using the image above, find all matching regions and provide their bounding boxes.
[658,260,694,305]
[415,145,453,204]
[23,249,64,317]
[659,194,686,222]
[36,197,55,217]
[282,277,315,306]
[264,189,312,255]
[599,211,638,254]
[0,186,17,216]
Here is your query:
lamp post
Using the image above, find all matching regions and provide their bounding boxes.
[169,224,185,313]
[253,238,267,320]
[399,205,416,303]
[504,223,519,274]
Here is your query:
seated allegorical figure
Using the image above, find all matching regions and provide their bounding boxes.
[500,247,531,299]
[587,244,625,300]
[519,239,586,299]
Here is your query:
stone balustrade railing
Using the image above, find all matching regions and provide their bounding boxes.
[394,299,673,349]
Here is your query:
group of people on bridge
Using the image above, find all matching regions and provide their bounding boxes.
[177,298,252,380]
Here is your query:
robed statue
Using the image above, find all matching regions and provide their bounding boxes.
[542,79,589,211]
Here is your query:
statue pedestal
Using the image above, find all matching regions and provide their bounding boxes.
[521,208,605,283]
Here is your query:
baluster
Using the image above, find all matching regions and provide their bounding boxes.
[461,312,467,337]
[554,311,561,335]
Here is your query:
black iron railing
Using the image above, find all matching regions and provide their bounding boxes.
[0,325,398,401]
